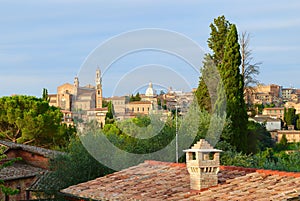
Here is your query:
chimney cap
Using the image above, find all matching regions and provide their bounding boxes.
[183,148,222,153]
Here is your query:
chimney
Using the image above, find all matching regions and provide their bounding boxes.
[184,139,222,190]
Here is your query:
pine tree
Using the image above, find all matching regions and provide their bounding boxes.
[219,24,248,153]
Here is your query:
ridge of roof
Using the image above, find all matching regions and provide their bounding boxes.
[0,140,64,158]
[146,160,300,178]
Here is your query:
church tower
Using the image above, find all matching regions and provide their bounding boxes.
[95,68,103,108]
[74,76,79,96]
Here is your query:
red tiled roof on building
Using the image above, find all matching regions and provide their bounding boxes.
[60,160,300,201]
[129,101,152,104]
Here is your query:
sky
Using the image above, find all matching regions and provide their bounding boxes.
[1,0,300,98]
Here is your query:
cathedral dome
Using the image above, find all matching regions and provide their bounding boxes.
[145,82,156,97]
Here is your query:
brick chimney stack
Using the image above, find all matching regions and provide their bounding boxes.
[184,139,222,190]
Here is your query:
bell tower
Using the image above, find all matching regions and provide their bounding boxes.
[95,68,103,108]
[74,76,79,96]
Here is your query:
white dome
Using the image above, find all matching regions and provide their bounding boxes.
[145,82,156,97]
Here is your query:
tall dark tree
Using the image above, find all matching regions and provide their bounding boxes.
[105,101,114,125]
[284,107,296,128]
[219,24,248,153]
[195,77,211,112]
[208,15,231,65]
[195,54,220,112]
[42,88,49,102]
[196,16,230,112]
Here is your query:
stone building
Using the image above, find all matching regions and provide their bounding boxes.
[282,88,295,101]
[49,69,107,126]
[105,82,159,120]
[249,116,281,131]
[276,130,300,143]
[262,107,284,119]
[0,140,63,201]
[245,84,282,105]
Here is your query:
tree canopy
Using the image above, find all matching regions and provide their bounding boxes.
[0,95,75,148]
[196,16,250,153]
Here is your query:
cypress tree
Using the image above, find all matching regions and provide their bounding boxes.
[208,15,231,65]
[219,24,248,153]
[195,15,230,112]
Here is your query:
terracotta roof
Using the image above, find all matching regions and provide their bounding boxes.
[263,107,284,110]
[61,160,300,200]
[278,130,300,134]
[0,140,64,158]
[129,101,152,104]
[0,162,44,181]
[92,107,108,111]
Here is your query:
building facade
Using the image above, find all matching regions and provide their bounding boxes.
[49,69,107,126]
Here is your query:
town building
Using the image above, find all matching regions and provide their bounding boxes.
[276,130,300,143]
[282,88,295,101]
[0,140,64,201]
[49,69,107,126]
[262,107,284,119]
[105,82,160,120]
[245,84,282,105]
[249,115,281,131]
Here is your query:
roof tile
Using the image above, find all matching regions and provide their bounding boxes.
[61,160,300,200]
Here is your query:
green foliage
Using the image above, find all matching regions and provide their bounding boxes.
[0,95,75,149]
[208,15,231,65]
[105,101,114,124]
[216,24,248,153]
[284,107,297,128]
[251,147,300,172]
[102,99,109,108]
[215,141,252,167]
[275,134,288,151]
[129,92,141,102]
[196,15,230,113]
[247,121,274,153]
[104,116,175,154]
[36,137,113,198]
[195,55,219,113]
[220,142,300,172]
[195,78,211,112]
[197,16,249,153]
[42,88,49,102]
[254,103,264,114]
[296,114,300,130]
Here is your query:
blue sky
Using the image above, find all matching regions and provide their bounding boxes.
[1,0,300,97]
